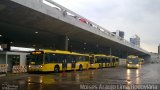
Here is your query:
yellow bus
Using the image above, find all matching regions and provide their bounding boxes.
[110,56,116,67]
[109,55,119,67]
[89,54,114,68]
[89,54,101,69]
[126,55,140,69]
[102,55,112,68]
[28,50,90,73]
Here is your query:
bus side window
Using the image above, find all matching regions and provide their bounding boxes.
[67,55,72,63]
[45,54,50,64]
[80,56,85,62]
[95,58,97,63]
[50,54,55,63]
[80,56,83,61]
[85,56,89,61]
[105,58,107,63]
[47,54,55,63]
[73,56,77,62]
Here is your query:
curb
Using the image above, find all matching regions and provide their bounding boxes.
[0,74,6,77]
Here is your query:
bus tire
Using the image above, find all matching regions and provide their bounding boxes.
[79,65,83,71]
[54,65,60,73]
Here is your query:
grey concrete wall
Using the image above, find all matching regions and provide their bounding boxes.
[7,55,19,71]
[0,52,29,71]
[150,53,160,62]
[0,54,6,64]
[20,53,29,66]
[119,58,126,66]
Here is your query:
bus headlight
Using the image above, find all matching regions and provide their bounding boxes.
[29,65,31,68]
[127,64,130,66]
[136,64,139,67]
[91,64,94,67]
[40,65,43,68]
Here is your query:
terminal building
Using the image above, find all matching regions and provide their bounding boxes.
[0,46,31,72]
[0,51,29,71]
[130,35,140,47]
[112,30,125,39]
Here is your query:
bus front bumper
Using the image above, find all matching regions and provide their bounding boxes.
[127,64,139,69]
[28,65,44,72]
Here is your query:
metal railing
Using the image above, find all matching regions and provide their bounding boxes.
[42,0,148,53]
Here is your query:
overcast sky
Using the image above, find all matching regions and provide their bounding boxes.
[51,0,160,53]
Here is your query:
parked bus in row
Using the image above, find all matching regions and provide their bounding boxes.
[89,54,119,69]
[112,56,120,67]
[28,50,90,73]
[89,54,108,69]
[28,50,120,73]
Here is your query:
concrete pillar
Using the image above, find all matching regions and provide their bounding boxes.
[56,35,68,50]
[5,53,8,73]
[65,35,68,50]
[109,48,112,55]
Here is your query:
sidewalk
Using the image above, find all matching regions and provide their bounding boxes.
[0,73,6,77]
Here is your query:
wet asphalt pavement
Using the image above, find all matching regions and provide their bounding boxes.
[0,63,160,90]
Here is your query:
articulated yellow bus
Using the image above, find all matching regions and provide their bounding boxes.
[110,56,115,67]
[108,56,119,67]
[28,50,90,73]
[102,55,112,68]
[126,55,140,69]
[89,54,101,69]
[89,54,117,68]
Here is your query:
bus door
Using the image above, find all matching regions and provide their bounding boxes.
[71,56,76,69]
[110,57,113,67]
[90,56,94,64]
[62,56,67,70]
[105,58,107,67]
[102,58,105,66]
[100,58,103,68]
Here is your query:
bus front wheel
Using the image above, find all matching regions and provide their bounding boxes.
[54,65,60,73]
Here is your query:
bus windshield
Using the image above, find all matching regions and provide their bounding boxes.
[30,54,44,65]
[128,58,139,64]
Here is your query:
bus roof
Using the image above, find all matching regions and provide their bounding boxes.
[33,50,89,56]
[92,54,107,57]
[91,54,118,58]
[106,55,117,58]
[128,55,138,58]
